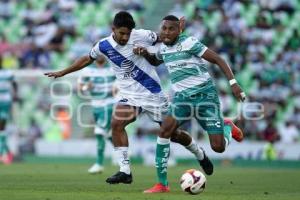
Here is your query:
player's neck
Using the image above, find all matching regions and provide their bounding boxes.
[168,36,179,46]
[112,35,118,44]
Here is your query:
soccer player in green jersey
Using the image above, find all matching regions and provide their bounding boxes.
[79,56,116,174]
[0,66,17,164]
[133,15,245,193]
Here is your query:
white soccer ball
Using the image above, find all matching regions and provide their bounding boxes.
[180,169,206,195]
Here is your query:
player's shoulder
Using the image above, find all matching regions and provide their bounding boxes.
[131,28,149,35]
[97,35,111,44]
[180,35,205,51]
[131,29,156,39]
[182,35,199,46]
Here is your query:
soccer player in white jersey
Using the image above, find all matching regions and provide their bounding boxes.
[134,15,245,193]
[0,66,17,164]
[78,56,116,174]
[45,11,213,188]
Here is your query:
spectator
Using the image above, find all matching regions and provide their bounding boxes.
[279,121,299,143]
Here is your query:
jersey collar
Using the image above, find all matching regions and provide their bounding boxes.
[108,34,118,48]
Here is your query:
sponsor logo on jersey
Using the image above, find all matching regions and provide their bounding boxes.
[119,98,128,103]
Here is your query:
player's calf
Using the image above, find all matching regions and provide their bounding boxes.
[209,135,226,153]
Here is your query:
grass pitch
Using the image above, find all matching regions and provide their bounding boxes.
[0,162,300,200]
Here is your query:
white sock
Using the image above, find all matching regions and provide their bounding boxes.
[115,147,131,175]
[185,138,204,160]
[224,137,229,149]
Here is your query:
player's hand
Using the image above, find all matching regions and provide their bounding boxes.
[133,46,149,57]
[44,71,65,78]
[231,83,246,102]
[81,82,93,91]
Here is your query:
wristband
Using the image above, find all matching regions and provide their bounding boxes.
[229,79,237,86]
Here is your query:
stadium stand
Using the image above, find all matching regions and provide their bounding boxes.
[0,0,299,152]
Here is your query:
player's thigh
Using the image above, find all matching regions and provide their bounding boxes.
[194,87,224,135]
[112,104,139,128]
[159,116,180,138]
[167,101,192,126]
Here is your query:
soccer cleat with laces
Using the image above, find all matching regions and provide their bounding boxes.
[224,118,244,142]
[106,171,132,184]
[199,148,214,175]
[143,183,170,193]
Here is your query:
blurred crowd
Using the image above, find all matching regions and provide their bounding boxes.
[0,0,299,149]
[0,0,145,69]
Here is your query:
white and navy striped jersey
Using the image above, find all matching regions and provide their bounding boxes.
[89,29,164,102]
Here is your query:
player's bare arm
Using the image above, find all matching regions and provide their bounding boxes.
[133,47,163,66]
[202,49,246,101]
[44,55,94,78]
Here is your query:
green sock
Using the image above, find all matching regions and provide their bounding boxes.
[155,137,170,186]
[96,135,105,165]
[0,132,8,155]
[223,124,232,148]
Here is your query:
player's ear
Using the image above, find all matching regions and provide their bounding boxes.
[112,25,116,32]
[179,16,185,33]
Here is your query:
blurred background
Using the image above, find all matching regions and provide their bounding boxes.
[0,0,300,165]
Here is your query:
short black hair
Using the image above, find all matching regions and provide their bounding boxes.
[113,11,136,30]
[162,15,179,21]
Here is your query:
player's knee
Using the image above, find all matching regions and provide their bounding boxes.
[210,142,225,153]
[0,121,5,130]
[159,117,178,139]
[170,131,180,143]
[158,128,172,139]
[158,123,174,139]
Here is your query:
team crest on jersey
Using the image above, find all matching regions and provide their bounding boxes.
[176,43,182,52]
[148,32,156,41]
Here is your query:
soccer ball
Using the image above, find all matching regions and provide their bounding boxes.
[180,169,206,195]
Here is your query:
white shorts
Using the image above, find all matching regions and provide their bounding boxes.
[117,92,169,122]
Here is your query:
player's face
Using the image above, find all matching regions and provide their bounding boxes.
[112,26,132,46]
[160,20,180,45]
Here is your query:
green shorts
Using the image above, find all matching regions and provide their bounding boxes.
[167,82,224,134]
[0,103,11,121]
[93,104,114,135]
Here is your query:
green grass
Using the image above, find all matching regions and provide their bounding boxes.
[0,163,300,200]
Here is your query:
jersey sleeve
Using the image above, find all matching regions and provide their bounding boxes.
[137,29,158,45]
[155,49,163,60]
[89,41,104,60]
[188,37,208,58]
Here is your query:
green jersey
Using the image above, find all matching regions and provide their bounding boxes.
[0,70,14,105]
[156,34,211,96]
[79,65,116,107]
